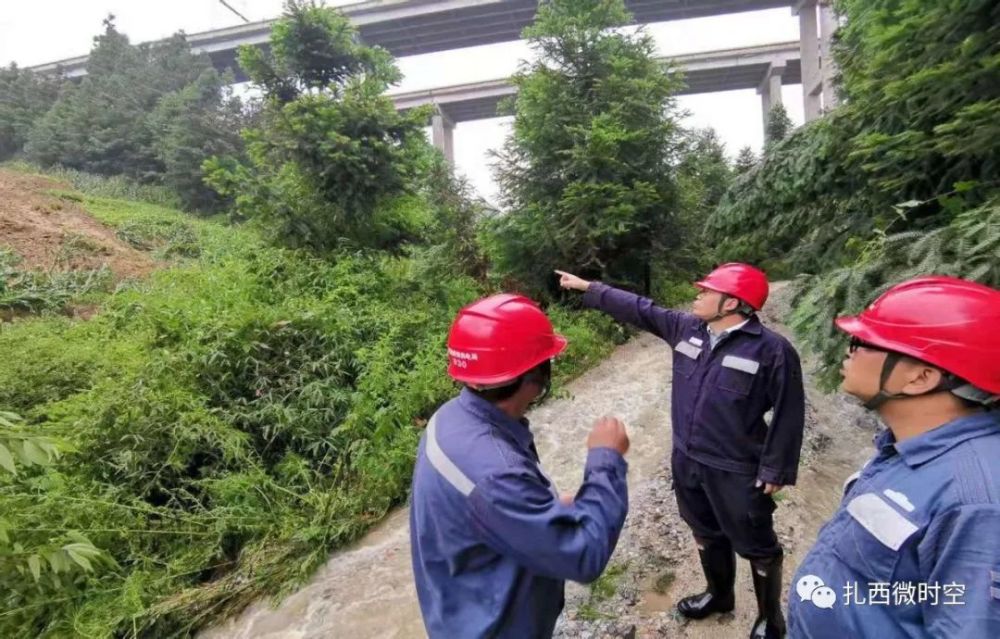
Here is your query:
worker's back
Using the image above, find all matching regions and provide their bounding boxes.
[409,390,566,639]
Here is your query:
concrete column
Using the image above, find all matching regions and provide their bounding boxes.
[758,63,785,140]
[819,0,840,110]
[431,110,455,164]
[795,0,823,121]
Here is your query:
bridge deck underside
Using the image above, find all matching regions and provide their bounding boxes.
[397,59,802,123]
[357,0,790,57]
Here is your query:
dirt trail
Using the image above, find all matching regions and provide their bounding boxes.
[551,285,878,638]
[201,284,879,639]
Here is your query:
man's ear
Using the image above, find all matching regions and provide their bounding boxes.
[723,296,741,313]
[901,362,945,395]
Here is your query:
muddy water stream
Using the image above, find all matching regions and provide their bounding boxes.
[204,281,878,639]
[201,334,674,639]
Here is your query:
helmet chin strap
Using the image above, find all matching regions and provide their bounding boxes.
[526,360,553,406]
[863,352,976,410]
[863,352,907,410]
[707,295,742,322]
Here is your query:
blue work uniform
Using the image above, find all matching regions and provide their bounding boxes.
[583,282,805,558]
[409,388,629,638]
[789,412,1000,638]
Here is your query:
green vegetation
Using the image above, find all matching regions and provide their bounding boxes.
[10,160,182,208]
[0,8,634,633]
[576,561,629,620]
[0,248,112,316]
[0,64,60,160]
[205,1,431,252]
[590,561,629,601]
[763,103,793,151]
[0,186,622,637]
[3,16,245,213]
[0,1,746,636]
[707,0,1000,385]
[733,146,758,174]
[485,0,687,298]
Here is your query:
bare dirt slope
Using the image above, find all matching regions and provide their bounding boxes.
[0,168,153,279]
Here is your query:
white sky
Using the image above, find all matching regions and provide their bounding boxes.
[0,1,805,203]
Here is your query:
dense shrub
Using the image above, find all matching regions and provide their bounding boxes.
[0,188,622,636]
[705,0,1000,383]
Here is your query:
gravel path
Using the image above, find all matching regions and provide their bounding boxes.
[551,284,879,639]
[202,284,880,639]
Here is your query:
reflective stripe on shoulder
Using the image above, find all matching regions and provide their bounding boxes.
[842,470,861,494]
[846,492,919,551]
[426,413,475,497]
[843,457,874,494]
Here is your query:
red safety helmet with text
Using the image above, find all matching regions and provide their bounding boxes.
[447,294,568,387]
[695,262,770,310]
[835,275,1000,401]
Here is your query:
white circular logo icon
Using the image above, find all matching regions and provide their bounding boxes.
[795,574,837,608]
[811,586,837,609]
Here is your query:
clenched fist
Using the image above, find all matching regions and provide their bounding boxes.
[555,270,590,292]
[587,416,630,456]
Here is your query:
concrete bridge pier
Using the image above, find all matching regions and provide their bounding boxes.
[795,0,839,121]
[758,62,786,139]
[431,108,455,164]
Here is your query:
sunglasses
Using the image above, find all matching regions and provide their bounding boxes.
[848,336,895,354]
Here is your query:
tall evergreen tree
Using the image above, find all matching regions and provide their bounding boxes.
[763,103,793,151]
[149,69,246,211]
[26,17,213,180]
[486,0,685,296]
[0,65,60,160]
[677,128,732,213]
[734,145,758,174]
[204,0,431,251]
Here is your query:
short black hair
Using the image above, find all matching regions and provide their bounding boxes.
[468,379,523,403]
[468,360,551,404]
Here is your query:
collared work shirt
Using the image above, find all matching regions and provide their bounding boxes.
[583,282,805,485]
[410,389,629,638]
[789,412,1000,638]
[709,318,749,349]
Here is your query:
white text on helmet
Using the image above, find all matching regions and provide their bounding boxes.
[448,348,479,361]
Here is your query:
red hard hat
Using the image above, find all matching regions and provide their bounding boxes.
[695,262,769,310]
[447,294,568,386]
[835,276,1000,394]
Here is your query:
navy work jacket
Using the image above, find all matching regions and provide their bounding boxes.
[410,389,629,638]
[583,282,805,485]
[789,412,1000,638]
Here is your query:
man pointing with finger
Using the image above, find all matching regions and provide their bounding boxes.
[410,294,631,638]
[558,265,805,639]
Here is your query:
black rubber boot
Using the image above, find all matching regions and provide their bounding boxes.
[749,554,786,639]
[677,541,736,619]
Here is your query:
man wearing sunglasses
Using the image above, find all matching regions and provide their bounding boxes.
[789,276,1000,638]
[558,263,805,639]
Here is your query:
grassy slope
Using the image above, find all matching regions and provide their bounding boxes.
[0,177,624,637]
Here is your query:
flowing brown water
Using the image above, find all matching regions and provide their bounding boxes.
[203,284,877,638]
[201,334,674,639]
